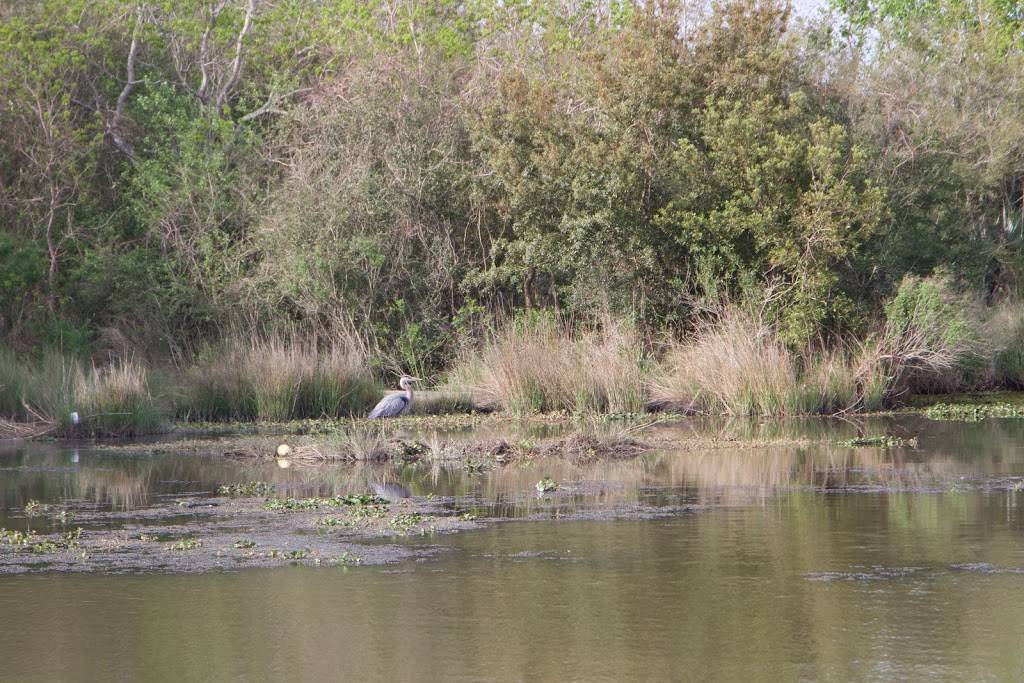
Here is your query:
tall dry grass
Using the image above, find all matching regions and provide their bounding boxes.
[450,313,648,415]
[652,291,989,416]
[175,333,380,421]
[649,307,857,416]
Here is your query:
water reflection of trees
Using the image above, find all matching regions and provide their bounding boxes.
[4,413,1024,515]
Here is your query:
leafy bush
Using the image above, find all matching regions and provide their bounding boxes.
[879,274,984,394]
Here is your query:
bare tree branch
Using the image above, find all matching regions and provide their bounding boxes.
[197,1,227,102]
[215,0,258,111]
[110,7,145,156]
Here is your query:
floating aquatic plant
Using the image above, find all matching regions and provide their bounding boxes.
[262,494,387,511]
[840,435,917,448]
[535,476,558,493]
[218,481,274,497]
[389,513,423,534]
[925,403,1024,421]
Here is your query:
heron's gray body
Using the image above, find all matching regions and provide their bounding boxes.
[367,393,410,419]
[367,375,418,418]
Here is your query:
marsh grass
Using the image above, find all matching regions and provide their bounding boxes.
[652,308,888,416]
[0,347,34,419]
[451,313,649,415]
[650,281,1011,417]
[0,352,161,437]
[175,335,379,421]
[651,308,837,416]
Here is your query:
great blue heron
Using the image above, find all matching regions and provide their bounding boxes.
[367,375,420,418]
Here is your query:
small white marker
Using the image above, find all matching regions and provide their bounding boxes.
[70,412,80,425]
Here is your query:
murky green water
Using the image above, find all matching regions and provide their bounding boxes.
[3,416,1024,680]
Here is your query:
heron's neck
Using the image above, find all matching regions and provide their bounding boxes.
[405,384,413,402]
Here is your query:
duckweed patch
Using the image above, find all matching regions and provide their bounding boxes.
[262,494,387,511]
[315,516,351,528]
[389,513,424,534]
[168,538,202,551]
[925,403,1024,421]
[840,435,917,448]
[218,481,274,497]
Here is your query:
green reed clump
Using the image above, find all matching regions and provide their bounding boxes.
[0,351,162,437]
[69,360,163,436]
[175,335,379,422]
[0,348,34,419]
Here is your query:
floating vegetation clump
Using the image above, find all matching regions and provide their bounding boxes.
[315,517,351,528]
[925,403,1024,421]
[535,476,558,493]
[1,528,38,548]
[840,435,918,448]
[262,494,387,512]
[168,538,201,551]
[389,513,424,534]
[23,500,48,516]
[1,528,83,555]
[332,552,363,566]
[217,481,274,497]
[233,539,257,549]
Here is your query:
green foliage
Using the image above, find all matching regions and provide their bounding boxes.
[1,0,1024,395]
[883,275,984,390]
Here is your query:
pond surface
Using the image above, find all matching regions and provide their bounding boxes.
[2,415,1024,680]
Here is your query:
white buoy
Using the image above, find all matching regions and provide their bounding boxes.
[276,444,292,458]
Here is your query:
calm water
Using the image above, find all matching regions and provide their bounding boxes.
[3,416,1024,681]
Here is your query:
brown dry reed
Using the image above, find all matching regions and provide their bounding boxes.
[450,313,649,415]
